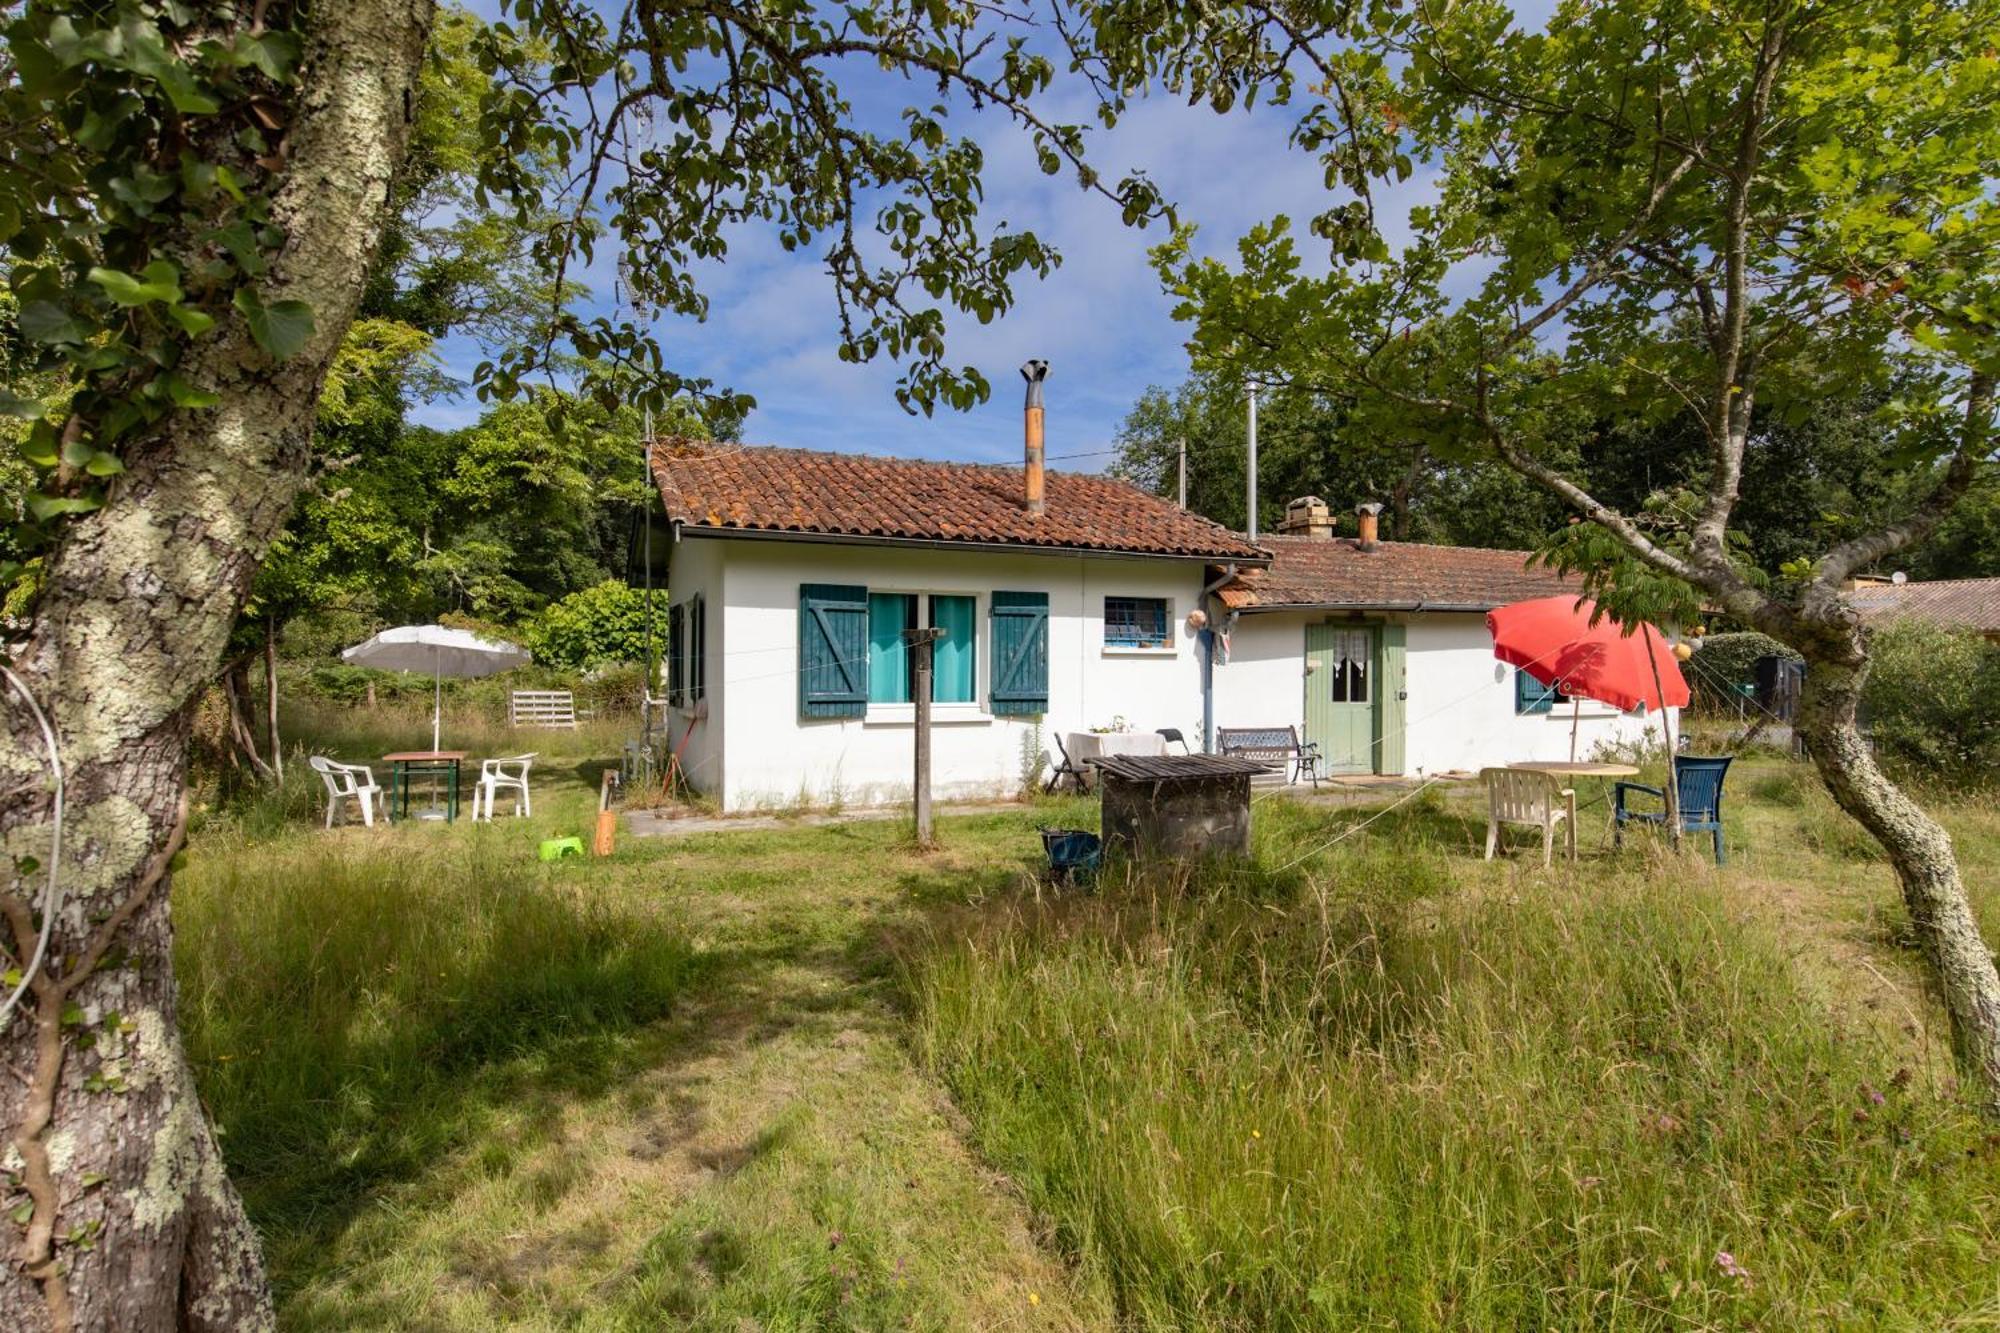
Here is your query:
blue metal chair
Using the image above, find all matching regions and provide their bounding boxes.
[1614,756,1734,863]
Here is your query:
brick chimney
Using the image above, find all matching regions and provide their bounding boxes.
[1278,495,1335,540]
[1355,502,1383,550]
[1021,359,1049,516]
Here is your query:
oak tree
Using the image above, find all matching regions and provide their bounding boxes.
[1071,0,2000,1107]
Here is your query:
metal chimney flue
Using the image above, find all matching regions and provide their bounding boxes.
[1021,359,1049,517]
[1355,502,1383,550]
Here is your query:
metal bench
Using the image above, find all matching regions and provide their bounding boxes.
[1215,725,1321,789]
[509,689,578,729]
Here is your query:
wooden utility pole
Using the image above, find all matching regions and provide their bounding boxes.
[903,626,945,848]
[1177,436,1187,508]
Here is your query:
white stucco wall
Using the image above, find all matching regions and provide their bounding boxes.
[670,534,1213,811]
[661,536,725,795]
[1215,610,1669,775]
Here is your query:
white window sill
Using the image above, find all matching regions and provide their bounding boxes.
[1101,644,1178,658]
[862,703,992,726]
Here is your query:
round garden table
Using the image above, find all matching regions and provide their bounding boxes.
[1507,761,1640,778]
[382,750,467,822]
[1509,761,1641,846]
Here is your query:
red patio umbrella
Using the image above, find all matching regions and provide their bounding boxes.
[1487,595,1689,760]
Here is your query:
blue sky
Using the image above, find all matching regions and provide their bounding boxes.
[412,9,1443,469]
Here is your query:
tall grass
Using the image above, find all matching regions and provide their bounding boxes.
[176,825,701,1285]
[908,820,2000,1329]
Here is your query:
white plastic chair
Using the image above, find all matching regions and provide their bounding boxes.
[310,756,383,829]
[473,753,536,820]
[1482,767,1576,867]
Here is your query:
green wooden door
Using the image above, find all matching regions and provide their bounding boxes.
[1305,623,1378,773]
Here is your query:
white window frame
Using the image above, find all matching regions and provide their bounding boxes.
[862,588,992,726]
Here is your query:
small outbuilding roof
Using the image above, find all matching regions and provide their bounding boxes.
[1213,533,1580,612]
[650,440,1268,562]
[1848,577,2000,637]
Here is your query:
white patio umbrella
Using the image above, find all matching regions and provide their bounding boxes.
[341,624,531,751]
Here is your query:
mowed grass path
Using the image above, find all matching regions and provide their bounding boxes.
[179,706,1109,1329]
[178,712,2000,1329]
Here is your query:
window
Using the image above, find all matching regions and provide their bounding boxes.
[1104,596,1171,650]
[1515,668,1569,715]
[868,593,916,703]
[866,592,979,706]
[800,585,1017,718]
[668,594,705,707]
[930,595,976,703]
[1327,628,1371,703]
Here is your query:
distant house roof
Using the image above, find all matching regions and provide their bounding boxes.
[1213,534,1579,612]
[650,441,1268,561]
[1848,577,2000,637]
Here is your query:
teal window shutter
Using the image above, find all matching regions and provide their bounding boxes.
[930,595,976,703]
[990,591,1049,716]
[800,584,869,718]
[667,601,685,706]
[1515,668,1560,715]
[868,593,915,703]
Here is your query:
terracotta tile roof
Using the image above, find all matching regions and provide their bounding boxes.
[650,440,1267,561]
[1214,534,1580,611]
[1848,577,2000,635]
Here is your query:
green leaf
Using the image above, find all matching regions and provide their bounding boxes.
[165,304,216,335]
[83,451,126,478]
[234,289,316,360]
[27,494,103,521]
[88,260,182,307]
[18,427,60,468]
[17,301,88,345]
[239,31,302,81]
[0,390,46,420]
[164,375,219,408]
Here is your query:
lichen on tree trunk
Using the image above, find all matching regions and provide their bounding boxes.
[0,0,434,1326]
[1797,653,2000,1115]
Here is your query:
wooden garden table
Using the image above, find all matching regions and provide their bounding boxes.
[382,750,468,822]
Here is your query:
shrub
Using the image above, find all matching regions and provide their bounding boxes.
[1862,618,2000,785]
[525,579,663,670]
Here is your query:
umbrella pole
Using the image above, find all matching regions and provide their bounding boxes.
[1570,696,1581,763]
[1644,624,1681,849]
[433,654,442,753]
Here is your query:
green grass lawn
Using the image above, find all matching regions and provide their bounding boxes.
[177,711,2000,1329]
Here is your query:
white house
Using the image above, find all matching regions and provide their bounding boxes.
[650,438,1264,811]
[651,447,1665,812]
[1206,497,1664,778]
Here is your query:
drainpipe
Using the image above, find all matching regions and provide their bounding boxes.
[1197,562,1240,753]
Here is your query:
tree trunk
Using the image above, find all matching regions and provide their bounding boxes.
[0,0,433,1326]
[1796,652,2000,1115]
[221,658,272,781]
[263,621,283,783]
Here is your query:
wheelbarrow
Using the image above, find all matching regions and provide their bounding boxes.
[1039,827,1103,884]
